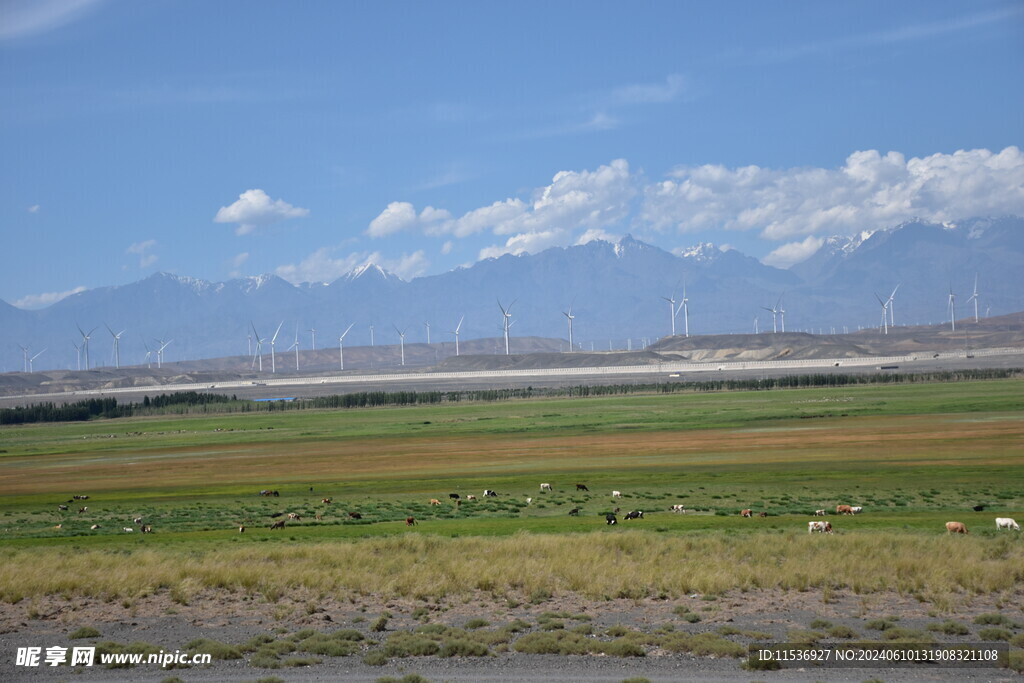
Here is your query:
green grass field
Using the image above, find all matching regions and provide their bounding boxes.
[0,378,1022,603]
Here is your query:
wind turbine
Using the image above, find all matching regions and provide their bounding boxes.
[947,285,957,332]
[562,303,575,352]
[680,284,690,337]
[967,274,979,323]
[72,342,82,371]
[156,339,172,368]
[76,324,96,370]
[288,325,300,371]
[424,321,431,345]
[18,344,29,373]
[498,299,515,355]
[105,324,125,369]
[250,322,265,371]
[885,283,901,328]
[269,321,284,373]
[661,292,678,336]
[28,348,45,373]
[449,315,464,356]
[394,325,407,366]
[338,323,354,370]
[761,299,780,334]
[142,341,152,369]
[874,293,889,334]
[308,327,317,351]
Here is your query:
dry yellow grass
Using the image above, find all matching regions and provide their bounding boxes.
[2,531,1021,605]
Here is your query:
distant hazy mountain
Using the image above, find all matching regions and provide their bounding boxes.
[2,217,1022,372]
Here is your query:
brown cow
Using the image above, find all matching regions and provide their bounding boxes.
[270,520,285,530]
[945,521,968,534]
[740,509,753,518]
[429,499,441,505]
[836,504,854,515]
[758,511,768,518]
[406,516,417,526]
[321,498,332,504]
[348,511,362,519]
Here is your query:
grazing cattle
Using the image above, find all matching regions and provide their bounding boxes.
[995,517,1020,531]
[540,483,552,491]
[90,524,100,530]
[973,504,986,512]
[123,527,133,533]
[78,507,88,514]
[321,498,332,504]
[73,495,89,500]
[466,495,477,501]
[836,505,854,515]
[525,497,532,505]
[58,505,69,511]
[613,507,620,514]
[287,512,301,520]
[850,506,863,515]
[348,511,363,520]
[270,512,284,518]
[945,521,968,534]
[314,514,322,521]
[814,509,826,516]
[759,511,768,518]
[238,525,245,533]
[406,516,417,526]
[259,490,279,497]
[430,498,442,505]
[133,516,143,525]
[140,525,152,534]
[612,491,622,498]
[669,504,685,513]
[568,508,580,516]
[270,520,286,530]
[449,493,461,500]
[605,513,617,525]
[576,484,589,491]
[624,510,644,520]
[484,489,498,497]
[740,509,753,518]
[54,524,62,529]
[808,521,833,534]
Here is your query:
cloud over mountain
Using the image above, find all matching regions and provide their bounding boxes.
[215,189,310,236]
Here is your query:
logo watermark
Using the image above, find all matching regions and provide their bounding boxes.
[16,646,211,669]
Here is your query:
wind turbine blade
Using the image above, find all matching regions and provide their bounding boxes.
[271,321,284,343]
[341,323,354,339]
[456,315,464,333]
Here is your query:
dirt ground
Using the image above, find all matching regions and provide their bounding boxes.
[1,586,1020,682]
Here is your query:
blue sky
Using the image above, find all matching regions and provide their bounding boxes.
[2,0,1022,308]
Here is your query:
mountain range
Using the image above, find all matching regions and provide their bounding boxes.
[3,216,1022,373]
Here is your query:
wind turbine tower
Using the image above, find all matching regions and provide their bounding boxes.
[680,285,690,337]
[761,300,779,333]
[394,326,407,366]
[76,324,96,370]
[947,286,957,332]
[105,324,125,369]
[562,304,575,351]
[18,344,29,373]
[156,339,172,368]
[967,275,979,323]
[72,342,82,371]
[269,321,284,373]
[308,327,317,351]
[874,293,889,334]
[498,300,515,355]
[886,284,900,328]
[449,316,464,356]
[289,326,300,371]
[250,323,265,372]
[661,293,677,336]
[424,321,431,345]
[338,323,354,370]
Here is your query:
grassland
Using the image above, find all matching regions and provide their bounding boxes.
[0,379,1022,602]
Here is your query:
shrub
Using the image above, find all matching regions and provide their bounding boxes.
[464,618,489,630]
[809,619,833,629]
[69,626,101,639]
[184,638,242,660]
[296,634,360,657]
[974,613,1015,626]
[513,631,591,655]
[977,627,1013,641]
[827,625,858,639]
[371,615,390,632]
[601,638,646,657]
[437,638,490,657]
[362,650,389,666]
[928,620,970,635]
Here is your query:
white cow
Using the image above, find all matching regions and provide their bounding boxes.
[808,521,833,534]
[526,497,532,505]
[850,506,863,514]
[669,504,685,513]
[995,517,1020,531]
[540,483,552,491]
[814,509,826,516]
[612,490,622,498]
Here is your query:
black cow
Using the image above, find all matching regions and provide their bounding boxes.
[605,513,617,525]
[449,493,461,500]
[348,511,363,520]
[575,484,589,491]
[568,508,580,516]
[484,489,498,497]
[623,510,644,520]
[973,504,986,512]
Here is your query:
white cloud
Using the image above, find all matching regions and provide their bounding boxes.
[126,239,158,268]
[214,189,309,236]
[642,146,1024,242]
[27,204,40,213]
[575,228,619,245]
[611,74,686,105]
[370,159,636,260]
[13,285,87,309]
[275,247,429,284]
[763,236,825,268]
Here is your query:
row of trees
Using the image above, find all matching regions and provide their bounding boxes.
[1,368,1019,425]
